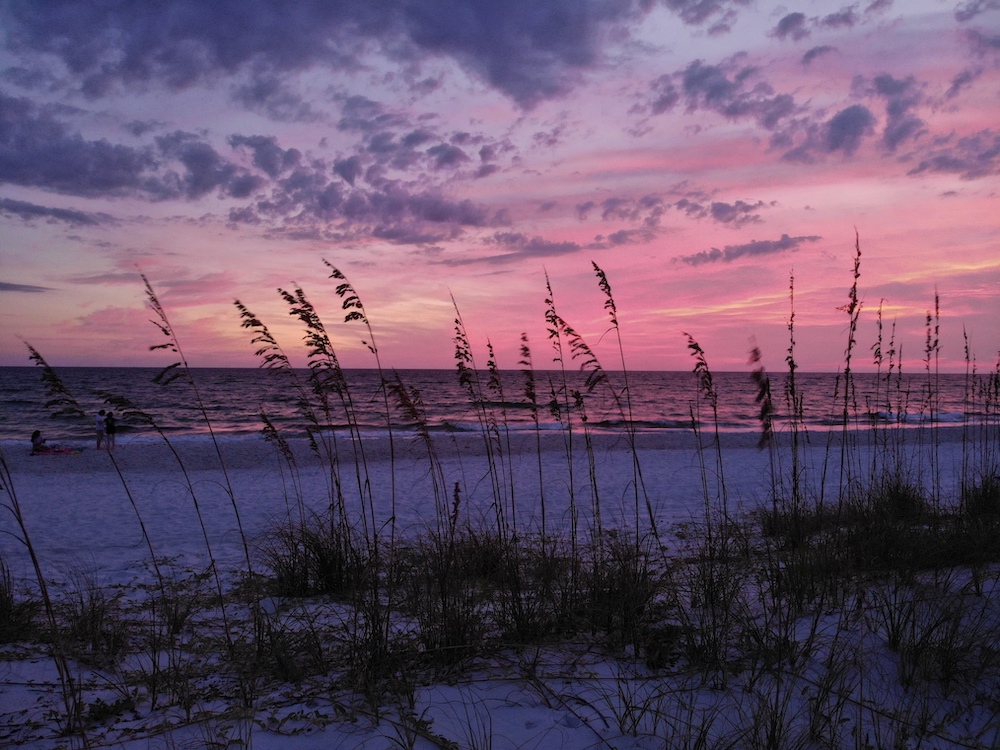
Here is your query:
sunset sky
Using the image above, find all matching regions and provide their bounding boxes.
[1,0,997,373]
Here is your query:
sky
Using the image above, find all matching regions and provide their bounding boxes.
[0,0,998,374]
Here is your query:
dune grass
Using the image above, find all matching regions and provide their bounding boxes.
[1,247,999,749]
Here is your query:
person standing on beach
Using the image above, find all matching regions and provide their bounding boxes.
[95,409,106,449]
[104,411,117,451]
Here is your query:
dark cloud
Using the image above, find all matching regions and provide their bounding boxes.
[231,156,505,242]
[2,87,506,242]
[155,131,264,199]
[0,91,160,197]
[865,0,894,12]
[955,0,1000,23]
[574,195,665,229]
[439,230,582,265]
[575,200,597,220]
[333,156,364,186]
[802,45,836,65]
[672,197,769,227]
[403,129,436,148]
[907,129,1000,180]
[649,74,680,114]
[125,120,163,137]
[675,233,820,265]
[772,13,810,41]
[709,199,768,227]
[669,59,799,130]
[0,0,663,110]
[946,67,983,98]
[337,95,412,134]
[819,8,858,29]
[474,163,500,178]
[0,197,111,226]
[232,73,321,123]
[0,0,772,111]
[593,227,656,246]
[0,92,269,200]
[0,280,54,293]
[863,74,926,151]
[427,143,470,169]
[962,28,1000,56]
[825,104,876,154]
[662,0,751,27]
[228,135,301,178]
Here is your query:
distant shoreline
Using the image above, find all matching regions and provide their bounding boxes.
[0,421,983,476]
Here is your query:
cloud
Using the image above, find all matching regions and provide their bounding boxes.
[232,72,322,123]
[862,74,926,151]
[0,92,271,200]
[155,130,265,199]
[672,59,799,130]
[427,143,470,170]
[0,1,780,111]
[232,160,505,243]
[865,0,894,13]
[955,0,1000,23]
[819,8,859,29]
[0,91,159,197]
[439,230,583,265]
[907,129,1000,180]
[802,45,836,65]
[946,67,983,98]
[0,197,112,225]
[0,1,664,110]
[228,135,301,178]
[709,200,768,227]
[648,74,681,114]
[962,28,1000,57]
[674,233,821,265]
[662,0,751,27]
[672,197,769,227]
[825,104,877,154]
[0,280,55,293]
[772,13,810,41]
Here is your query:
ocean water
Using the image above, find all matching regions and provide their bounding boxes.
[0,365,989,444]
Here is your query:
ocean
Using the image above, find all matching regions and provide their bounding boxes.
[0,365,988,445]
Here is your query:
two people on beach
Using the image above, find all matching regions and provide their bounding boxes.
[30,410,118,456]
[95,409,117,451]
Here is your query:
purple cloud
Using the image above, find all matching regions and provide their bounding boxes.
[802,45,836,65]
[772,13,810,41]
[675,233,821,265]
[825,105,877,154]
[0,280,56,293]
[0,197,112,226]
[907,129,1000,180]
[955,1,1000,23]
[863,74,926,151]
[672,197,769,227]
[672,59,800,130]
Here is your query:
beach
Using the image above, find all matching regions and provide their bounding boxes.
[1,426,977,585]
[1,424,997,749]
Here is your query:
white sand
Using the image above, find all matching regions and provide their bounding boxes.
[1,427,975,585]
[0,425,993,749]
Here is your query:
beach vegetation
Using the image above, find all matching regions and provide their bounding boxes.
[1,242,998,748]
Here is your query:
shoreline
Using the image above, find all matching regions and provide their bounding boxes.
[1,421,985,474]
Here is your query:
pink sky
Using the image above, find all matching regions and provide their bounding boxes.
[1,0,997,373]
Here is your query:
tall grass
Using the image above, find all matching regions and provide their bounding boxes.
[3,242,999,749]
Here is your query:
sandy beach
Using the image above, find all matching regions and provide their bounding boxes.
[1,424,996,749]
[1,426,976,585]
